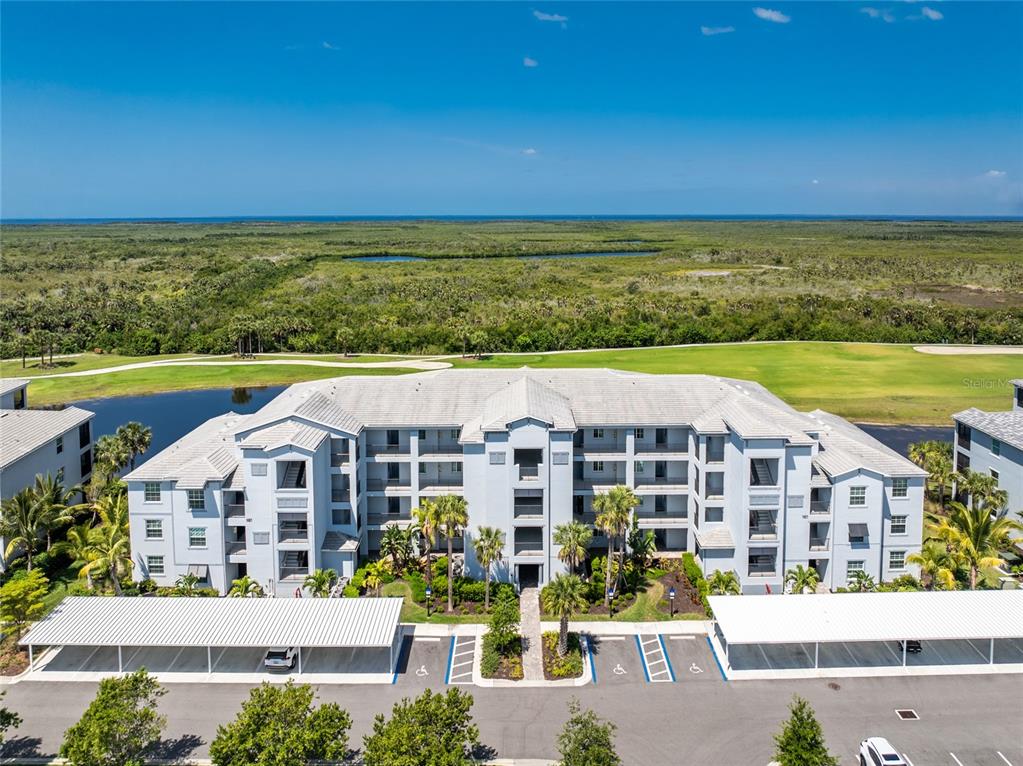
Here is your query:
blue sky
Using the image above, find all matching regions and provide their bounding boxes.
[2,1,1021,217]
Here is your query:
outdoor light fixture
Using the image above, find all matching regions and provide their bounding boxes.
[425,585,432,617]
[669,586,676,617]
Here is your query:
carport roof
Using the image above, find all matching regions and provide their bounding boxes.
[21,596,403,649]
[710,590,1023,645]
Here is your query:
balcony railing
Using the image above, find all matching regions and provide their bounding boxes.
[748,567,776,577]
[809,537,829,551]
[420,478,464,489]
[225,503,245,519]
[514,504,544,519]
[419,444,462,458]
[810,501,832,514]
[366,479,411,492]
[749,525,778,540]
[634,477,688,487]
[226,541,247,556]
[367,444,409,457]
[330,451,350,467]
[279,528,309,543]
[280,567,309,580]
[635,511,688,527]
[514,541,544,556]
[635,442,688,453]
[517,465,540,481]
[367,512,413,526]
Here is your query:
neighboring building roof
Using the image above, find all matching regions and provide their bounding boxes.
[0,406,93,470]
[124,413,246,484]
[321,531,359,552]
[709,590,1023,645]
[0,379,29,398]
[809,410,929,478]
[480,377,576,433]
[694,526,735,549]
[21,595,403,649]
[953,407,1023,452]
[239,421,329,453]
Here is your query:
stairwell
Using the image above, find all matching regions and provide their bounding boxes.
[519,587,544,682]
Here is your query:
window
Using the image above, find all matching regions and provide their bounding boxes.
[635,428,645,439]
[706,472,724,497]
[55,436,63,454]
[80,449,92,477]
[892,478,908,498]
[991,438,1001,456]
[146,555,165,576]
[251,463,267,476]
[144,482,161,502]
[991,468,1000,484]
[706,435,725,463]
[592,429,604,439]
[490,451,506,465]
[419,463,427,474]
[450,429,459,441]
[655,495,667,513]
[635,461,645,474]
[889,550,906,571]
[253,531,270,545]
[890,515,907,535]
[452,461,462,473]
[12,388,25,410]
[849,486,866,506]
[78,421,91,449]
[592,461,604,473]
[749,458,779,486]
[705,507,724,523]
[846,560,865,582]
[387,497,401,515]
[145,519,163,540]
[553,451,569,465]
[187,489,205,510]
[418,429,426,441]
[188,527,206,548]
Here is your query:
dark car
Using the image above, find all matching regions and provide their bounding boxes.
[896,640,922,654]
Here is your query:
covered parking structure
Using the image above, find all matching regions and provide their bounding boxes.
[20,596,404,680]
[709,590,1023,679]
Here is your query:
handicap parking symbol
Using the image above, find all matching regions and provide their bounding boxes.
[689,663,703,674]
[415,665,429,677]
[612,663,627,675]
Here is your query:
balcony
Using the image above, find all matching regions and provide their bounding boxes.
[366,444,410,458]
[513,541,544,556]
[279,524,309,544]
[749,525,778,541]
[513,503,544,521]
[809,537,830,552]
[366,478,412,493]
[226,541,247,558]
[810,500,832,515]
[419,444,462,460]
[634,477,688,491]
[330,450,351,468]
[634,442,688,456]
[748,566,776,578]
[279,567,309,580]
[635,511,688,528]
[225,503,246,523]
[419,478,464,493]
[367,512,414,527]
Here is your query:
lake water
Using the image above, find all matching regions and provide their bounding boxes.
[72,386,951,470]
[348,251,655,263]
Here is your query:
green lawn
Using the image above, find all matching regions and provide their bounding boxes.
[456,342,1019,424]
[380,581,491,624]
[24,364,418,406]
[0,352,219,378]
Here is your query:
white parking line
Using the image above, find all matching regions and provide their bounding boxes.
[949,753,965,766]
[600,636,626,641]
[668,635,696,640]
[414,636,441,642]
[902,754,914,766]
[997,752,1013,766]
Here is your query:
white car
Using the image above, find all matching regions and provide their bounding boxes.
[859,737,907,766]
[263,647,297,670]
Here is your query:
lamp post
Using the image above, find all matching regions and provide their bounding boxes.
[668,586,676,618]
[608,587,615,618]
[425,585,433,618]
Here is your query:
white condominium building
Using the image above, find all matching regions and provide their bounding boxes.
[125,369,925,596]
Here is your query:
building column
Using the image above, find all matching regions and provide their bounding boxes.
[28,645,33,672]
[118,645,123,673]
[297,646,302,675]
[989,637,995,664]
[814,642,819,669]
[207,646,212,674]
[902,641,907,667]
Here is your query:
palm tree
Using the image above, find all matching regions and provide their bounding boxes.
[363,561,385,596]
[174,573,201,596]
[94,434,130,475]
[594,486,637,606]
[436,495,469,612]
[553,521,592,576]
[380,526,409,573]
[472,526,505,610]
[116,422,153,471]
[53,522,97,589]
[847,570,876,593]
[413,500,440,590]
[929,453,954,509]
[541,574,588,657]
[930,501,1022,589]
[93,486,129,533]
[228,575,264,597]
[627,521,657,571]
[81,522,132,596]
[303,567,338,597]
[907,540,961,591]
[707,569,741,596]
[32,472,77,549]
[1,489,47,570]
[784,564,820,594]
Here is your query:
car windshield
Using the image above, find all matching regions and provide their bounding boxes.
[266,651,288,659]
[883,756,904,763]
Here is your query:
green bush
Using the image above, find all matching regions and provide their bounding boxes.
[432,556,449,581]
[480,633,500,677]
[342,584,359,598]
[543,632,583,679]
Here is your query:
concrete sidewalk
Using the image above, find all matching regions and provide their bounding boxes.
[408,619,710,637]
[519,588,544,682]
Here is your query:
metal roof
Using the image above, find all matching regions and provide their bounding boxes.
[0,379,29,398]
[0,406,94,470]
[21,596,403,649]
[953,407,1023,452]
[709,591,1023,645]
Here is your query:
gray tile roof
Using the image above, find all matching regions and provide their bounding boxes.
[953,407,1023,452]
[809,410,928,478]
[124,413,245,484]
[0,406,94,470]
[0,379,29,398]
[480,377,576,433]
[694,526,735,549]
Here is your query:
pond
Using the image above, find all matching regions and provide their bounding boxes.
[347,251,656,263]
[71,386,951,471]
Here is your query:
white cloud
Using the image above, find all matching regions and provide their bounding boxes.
[920,6,943,20]
[522,148,538,156]
[523,56,539,68]
[812,179,820,185]
[533,10,568,23]
[753,7,791,23]
[985,170,1007,178]
[701,25,736,36]
[322,41,340,51]
[861,7,896,22]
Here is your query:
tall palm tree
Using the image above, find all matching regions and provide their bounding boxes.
[955,469,999,511]
[436,495,469,612]
[553,521,592,576]
[94,486,129,533]
[594,486,637,606]
[303,567,338,597]
[784,564,820,594]
[413,500,440,590]
[541,574,588,657]
[380,526,409,573]
[116,422,153,471]
[228,575,264,597]
[930,501,1022,589]
[94,434,130,475]
[1,489,47,570]
[907,540,961,591]
[32,472,77,550]
[707,569,741,596]
[929,453,954,509]
[472,526,505,610]
[53,522,98,589]
[81,522,132,596]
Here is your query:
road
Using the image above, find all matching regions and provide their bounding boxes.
[3,636,1021,765]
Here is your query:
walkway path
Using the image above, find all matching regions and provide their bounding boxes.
[519,587,544,682]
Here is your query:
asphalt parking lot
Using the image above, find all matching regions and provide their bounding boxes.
[397,636,447,690]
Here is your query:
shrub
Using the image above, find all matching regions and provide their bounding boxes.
[432,556,449,581]
[342,584,359,598]
[480,634,501,677]
[542,632,583,679]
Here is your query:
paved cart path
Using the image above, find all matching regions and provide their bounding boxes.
[520,588,544,682]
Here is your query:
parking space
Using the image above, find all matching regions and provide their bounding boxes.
[588,635,645,686]
[396,636,447,689]
[899,744,1021,766]
[635,634,674,683]
[663,636,725,683]
[446,635,476,685]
